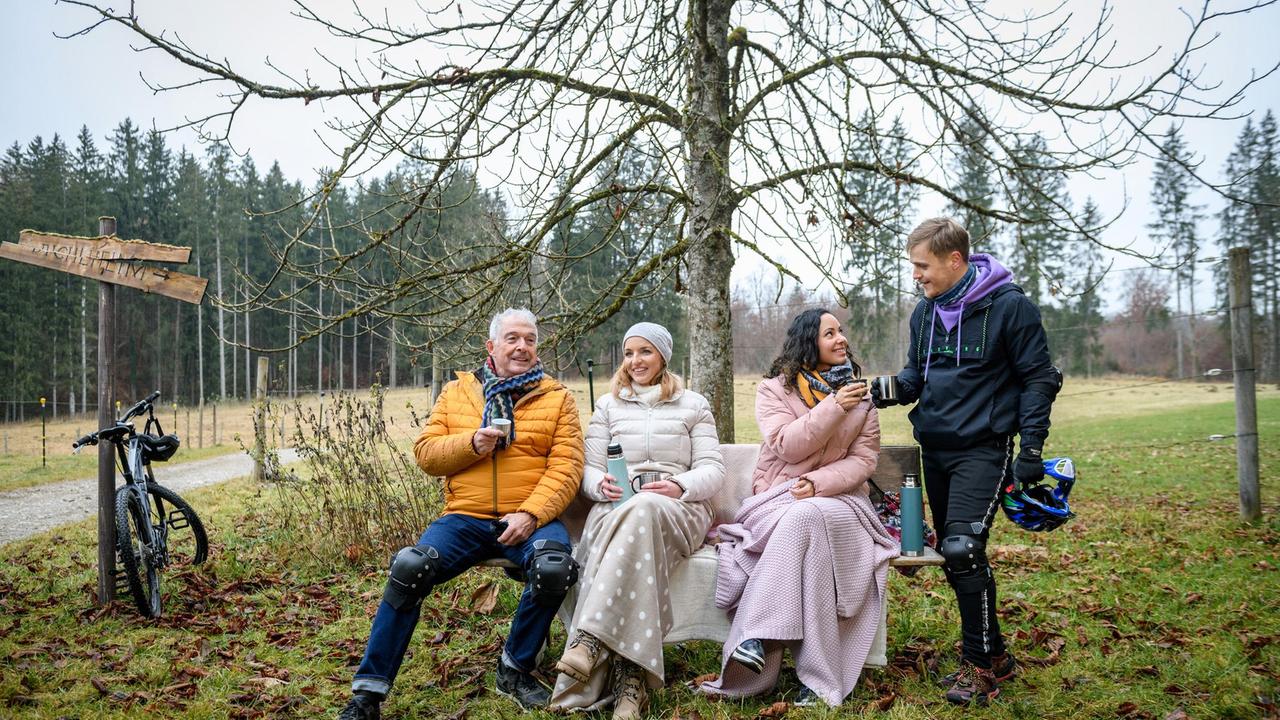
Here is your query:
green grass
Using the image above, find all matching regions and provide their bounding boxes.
[1,397,1277,719]
[0,444,242,493]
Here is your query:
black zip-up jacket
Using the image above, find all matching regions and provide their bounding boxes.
[896,283,1059,451]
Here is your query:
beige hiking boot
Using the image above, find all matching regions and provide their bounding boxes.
[611,659,649,720]
[555,630,604,684]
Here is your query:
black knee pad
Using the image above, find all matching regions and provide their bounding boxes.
[528,539,578,608]
[383,545,441,610]
[939,526,990,594]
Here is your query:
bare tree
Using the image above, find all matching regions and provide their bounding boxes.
[63,0,1275,439]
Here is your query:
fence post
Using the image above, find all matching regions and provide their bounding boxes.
[1228,247,1260,522]
[96,216,117,606]
[40,397,47,468]
[253,357,269,482]
[212,402,219,446]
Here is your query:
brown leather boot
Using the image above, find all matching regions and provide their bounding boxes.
[555,630,604,684]
[611,658,649,720]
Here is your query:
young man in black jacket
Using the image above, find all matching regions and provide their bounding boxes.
[872,217,1061,705]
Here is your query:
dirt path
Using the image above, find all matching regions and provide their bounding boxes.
[0,449,300,546]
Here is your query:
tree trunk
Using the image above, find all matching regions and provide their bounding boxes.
[244,256,251,400]
[289,277,297,398]
[52,282,59,420]
[683,0,737,442]
[215,212,227,400]
[1174,270,1184,378]
[338,300,345,393]
[231,292,239,398]
[81,281,88,417]
[389,316,397,389]
[173,303,181,403]
[197,253,206,445]
[317,286,324,393]
[154,300,162,395]
[1187,263,1200,379]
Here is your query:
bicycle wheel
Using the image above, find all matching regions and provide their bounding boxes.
[146,483,209,566]
[115,488,162,617]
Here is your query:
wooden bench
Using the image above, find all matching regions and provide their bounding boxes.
[483,444,942,667]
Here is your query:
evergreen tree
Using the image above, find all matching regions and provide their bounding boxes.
[1147,125,1203,378]
[1003,134,1070,305]
[944,119,999,249]
[841,112,919,369]
[1249,112,1280,379]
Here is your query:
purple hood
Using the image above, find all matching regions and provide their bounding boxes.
[923,253,1013,381]
[935,254,1012,332]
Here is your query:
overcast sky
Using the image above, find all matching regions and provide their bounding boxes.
[3,1,1278,315]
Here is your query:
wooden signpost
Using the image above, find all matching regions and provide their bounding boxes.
[0,230,206,303]
[1,218,207,605]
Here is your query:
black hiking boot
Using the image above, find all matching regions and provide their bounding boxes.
[337,691,382,720]
[495,659,550,709]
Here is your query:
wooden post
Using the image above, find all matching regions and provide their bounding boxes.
[96,216,117,606]
[212,402,219,446]
[1228,247,1260,522]
[253,356,269,482]
[185,408,191,445]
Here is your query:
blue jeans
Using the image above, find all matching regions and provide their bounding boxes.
[352,513,571,697]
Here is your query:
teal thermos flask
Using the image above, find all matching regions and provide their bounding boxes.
[607,442,634,507]
[900,472,924,556]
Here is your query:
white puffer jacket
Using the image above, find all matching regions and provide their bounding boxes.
[580,385,725,502]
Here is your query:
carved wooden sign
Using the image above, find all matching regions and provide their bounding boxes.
[0,229,207,304]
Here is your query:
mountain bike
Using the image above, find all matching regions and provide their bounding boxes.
[73,390,209,617]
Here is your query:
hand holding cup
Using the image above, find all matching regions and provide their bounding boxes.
[834,378,868,412]
[870,375,900,408]
[472,426,506,455]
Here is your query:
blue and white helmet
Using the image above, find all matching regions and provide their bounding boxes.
[1002,457,1077,532]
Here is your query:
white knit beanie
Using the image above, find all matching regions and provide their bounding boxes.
[623,322,673,364]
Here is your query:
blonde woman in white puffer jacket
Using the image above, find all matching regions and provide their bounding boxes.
[549,322,725,720]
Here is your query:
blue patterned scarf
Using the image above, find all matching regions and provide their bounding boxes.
[479,357,545,449]
[799,360,856,405]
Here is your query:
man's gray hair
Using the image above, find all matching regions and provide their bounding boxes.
[489,307,539,342]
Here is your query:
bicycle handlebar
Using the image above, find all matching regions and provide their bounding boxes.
[120,390,161,423]
[73,390,161,451]
[71,432,98,450]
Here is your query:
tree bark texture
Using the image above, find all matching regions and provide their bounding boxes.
[683,0,737,442]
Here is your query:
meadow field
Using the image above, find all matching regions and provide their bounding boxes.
[0,376,1276,718]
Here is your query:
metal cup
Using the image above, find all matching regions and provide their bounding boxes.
[490,418,512,441]
[634,471,662,492]
[873,375,899,403]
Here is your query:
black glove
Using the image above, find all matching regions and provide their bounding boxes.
[869,377,899,409]
[1013,444,1045,487]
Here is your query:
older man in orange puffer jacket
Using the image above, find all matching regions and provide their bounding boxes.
[339,308,584,720]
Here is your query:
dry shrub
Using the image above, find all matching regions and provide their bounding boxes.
[266,386,441,565]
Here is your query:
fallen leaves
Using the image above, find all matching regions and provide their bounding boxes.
[468,582,500,615]
[865,691,896,712]
[756,700,789,717]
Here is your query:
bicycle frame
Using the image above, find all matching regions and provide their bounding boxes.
[115,434,163,567]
